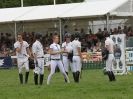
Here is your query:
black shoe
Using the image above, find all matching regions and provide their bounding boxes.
[25,72,29,84]
[72,72,77,82]
[34,73,38,85]
[111,71,116,81]
[40,74,44,85]
[19,74,23,84]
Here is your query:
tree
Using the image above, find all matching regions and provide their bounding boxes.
[0,0,84,8]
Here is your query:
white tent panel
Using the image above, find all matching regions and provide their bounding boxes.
[0,0,129,23]
[0,6,37,23]
[60,0,128,18]
[15,3,81,21]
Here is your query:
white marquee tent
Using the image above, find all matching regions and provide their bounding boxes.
[0,0,130,23]
[0,0,132,41]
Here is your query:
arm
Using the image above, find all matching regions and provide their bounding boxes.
[77,47,82,58]
[15,42,23,53]
[26,47,31,57]
[49,48,62,55]
[105,45,110,51]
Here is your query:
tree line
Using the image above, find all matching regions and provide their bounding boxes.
[0,0,84,8]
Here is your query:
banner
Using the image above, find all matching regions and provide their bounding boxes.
[126,47,133,65]
[110,34,126,75]
[0,56,12,68]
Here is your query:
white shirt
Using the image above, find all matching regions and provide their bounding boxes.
[14,41,29,58]
[50,43,61,59]
[32,40,44,57]
[62,42,73,56]
[72,39,81,56]
[105,37,115,53]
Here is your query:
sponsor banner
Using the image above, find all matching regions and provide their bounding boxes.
[0,56,12,68]
[110,34,126,75]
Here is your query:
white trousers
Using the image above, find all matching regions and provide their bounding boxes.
[17,58,29,74]
[34,58,44,75]
[47,60,70,84]
[62,56,73,72]
[72,56,82,72]
[106,54,115,71]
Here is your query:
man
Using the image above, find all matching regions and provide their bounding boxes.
[105,33,116,81]
[47,34,70,85]
[62,33,73,82]
[14,33,31,84]
[72,34,82,83]
[32,34,45,85]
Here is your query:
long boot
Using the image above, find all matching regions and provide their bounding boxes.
[107,71,112,81]
[25,72,29,84]
[34,73,38,85]
[40,74,44,85]
[72,72,77,82]
[111,71,116,81]
[76,71,80,83]
[19,74,23,84]
[64,72,68,82]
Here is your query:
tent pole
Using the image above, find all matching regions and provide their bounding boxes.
[130,0,133,12]
[59,18,62,44]
[22,21,24,32]
[14,22,17,41]
[91,21,94,34]
[106,13,110,32]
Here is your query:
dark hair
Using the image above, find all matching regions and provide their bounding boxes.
[105,33,110,37]
[35,34,41,40]
[52,34,59,39]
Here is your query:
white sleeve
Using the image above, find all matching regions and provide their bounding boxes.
[105,40,109,46]
[32,44,37,54]
[50,44,53,49]
[62,43,65,48]
[77,42,81,48]
[25,42,29,48]
[14,43,19,49]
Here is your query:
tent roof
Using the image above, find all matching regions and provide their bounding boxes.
[0,0,129,23]
[60,0,128,18]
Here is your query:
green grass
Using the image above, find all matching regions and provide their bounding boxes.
[0,68,133,99]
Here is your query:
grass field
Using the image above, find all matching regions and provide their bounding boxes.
[0,68,133,99]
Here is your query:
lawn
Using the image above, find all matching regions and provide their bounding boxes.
[0,68,133,99]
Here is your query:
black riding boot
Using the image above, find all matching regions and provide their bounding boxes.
[72,72,77,82]
[76,71,80,83]
[34,73,38,85]
[19,74,23,84]
[111,71,116,81]
[40,74,44,85]
[25,72,29,84]
[107,71,112,81]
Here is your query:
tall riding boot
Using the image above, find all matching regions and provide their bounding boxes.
[34,73,38,85]
[19,74,23,84]
[111,71,116,81]
[107,71,112,81]
[40,74,44,85]
[72,72,77,82]
[76,71,80,83]
[64,72,68,82]
[25,72,29,84]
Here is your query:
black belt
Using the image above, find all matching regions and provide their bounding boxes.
[37,57,44,58]
[63,55,68,56]
[51,59,61,60]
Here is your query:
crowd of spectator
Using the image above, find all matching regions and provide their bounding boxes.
[0,25,133,57]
